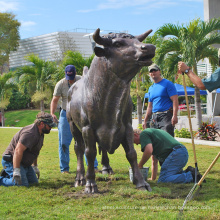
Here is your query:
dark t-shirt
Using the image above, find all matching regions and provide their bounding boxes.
[140,128,181,163]
[202,68,220,92]
[3,123,44,167]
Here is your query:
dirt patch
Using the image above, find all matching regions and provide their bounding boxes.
[65,189,110,199]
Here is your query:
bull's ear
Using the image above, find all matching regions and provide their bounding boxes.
[94,47,105,57]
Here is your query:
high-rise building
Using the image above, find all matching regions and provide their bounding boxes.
[204,0,220,21]
[9,30,95,70]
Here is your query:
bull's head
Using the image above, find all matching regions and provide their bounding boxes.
[92,28,155,68]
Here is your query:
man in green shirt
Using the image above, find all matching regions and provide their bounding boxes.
[133,128,201,183]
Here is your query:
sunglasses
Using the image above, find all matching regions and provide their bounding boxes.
[43,122,52,128]
[150,69,159,73]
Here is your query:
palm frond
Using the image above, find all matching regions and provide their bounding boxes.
[156,23,181,38]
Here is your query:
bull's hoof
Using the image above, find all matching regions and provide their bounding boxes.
[137,181,152,192]
[84,180,98,193]
[74,177,86,187]
[101,165,114,175]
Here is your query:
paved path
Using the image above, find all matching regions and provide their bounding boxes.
[132,119,220,147]
[175,137,220,147]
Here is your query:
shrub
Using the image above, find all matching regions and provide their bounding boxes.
[174,128,196,138]
[137,124,144,131]
[195,121,219,141]
[7,89,31,110]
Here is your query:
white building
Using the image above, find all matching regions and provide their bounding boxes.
[9,30,95,70]
[203,0,220,118]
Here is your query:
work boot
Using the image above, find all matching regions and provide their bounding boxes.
[185,166,195,173]
[0,169,7,177]
[186,166,206,183]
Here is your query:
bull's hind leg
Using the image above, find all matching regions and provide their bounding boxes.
[121,124,152,192]
[101,149,114,174]
[82,126,98,193]
[69,122,86,187]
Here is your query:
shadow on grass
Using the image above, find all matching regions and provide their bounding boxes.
[151,177,219,201]
[33,171,218,202]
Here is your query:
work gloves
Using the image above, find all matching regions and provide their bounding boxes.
[32,165,40,179]
[12,168,22,185]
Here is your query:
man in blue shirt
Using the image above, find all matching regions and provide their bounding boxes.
[178,49,220,92]
[143,64,179,137]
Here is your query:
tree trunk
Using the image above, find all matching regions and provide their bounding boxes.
[192,65,202,129]
[137,95,142,125]
[40,100,44,112]
[194,86,202,128]
[1,108,5,127]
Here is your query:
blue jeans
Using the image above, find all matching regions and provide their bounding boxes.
[58,109,98,172]
[58,110,72,172]
[158,145,193,183]
[0,159,38,187]
[84,155,98,169]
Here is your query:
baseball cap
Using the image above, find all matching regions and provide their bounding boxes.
[65,65,76,80]
[148,64,160,72]
[36,113,57,127]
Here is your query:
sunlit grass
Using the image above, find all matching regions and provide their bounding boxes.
[0,127,219,219]
[4,109,59,127]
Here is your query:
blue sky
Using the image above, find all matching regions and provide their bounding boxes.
[1,0,204,39]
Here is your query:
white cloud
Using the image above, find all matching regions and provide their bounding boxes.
[136,0,177,11]
[78,0,202,13]
[0,1,19,12]
[182,0,202,2]
[21,20,36,28]
[79,0,176,13]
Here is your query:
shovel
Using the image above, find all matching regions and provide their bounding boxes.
[182,73,199,183]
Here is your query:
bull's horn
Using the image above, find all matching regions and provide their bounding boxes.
[93,28,112,46]
[136,29,153,42]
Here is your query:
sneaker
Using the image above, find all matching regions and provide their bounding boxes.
[61,171,70,174]
[94,168,100,173]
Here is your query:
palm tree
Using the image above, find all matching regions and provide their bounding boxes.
[154,18,220,127]
[0,72,15,126]
[53,51,94,83]
[130,67,152,125]
[16,54,57,112]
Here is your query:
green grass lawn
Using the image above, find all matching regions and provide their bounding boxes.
[4,109,59,127]
[0,127,219,219]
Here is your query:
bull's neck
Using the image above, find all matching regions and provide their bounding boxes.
[87,58,132,121]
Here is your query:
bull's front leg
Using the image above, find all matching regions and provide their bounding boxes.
[101,148,114,175]
[82,126,98,193]
[122,124,152,192]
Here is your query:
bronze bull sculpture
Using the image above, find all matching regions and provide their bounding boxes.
[67,28,156,193]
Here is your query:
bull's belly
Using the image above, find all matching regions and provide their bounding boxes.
[96,125,125,154]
